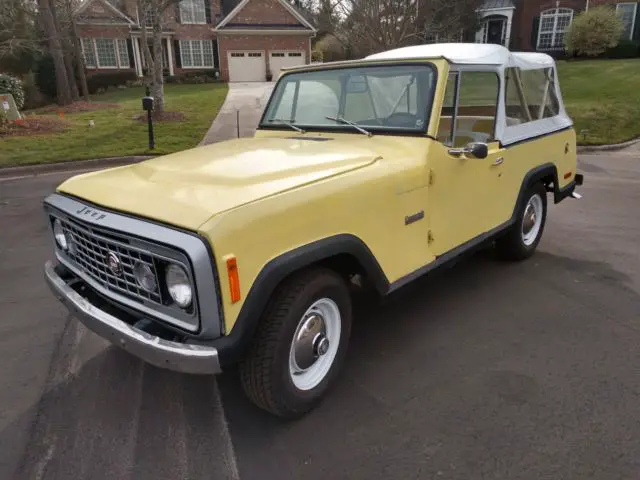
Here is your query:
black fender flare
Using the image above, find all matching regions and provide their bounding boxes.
[211,234,389,366]
[512,163,560,220]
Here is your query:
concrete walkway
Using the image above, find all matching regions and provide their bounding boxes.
[200,82,274,145]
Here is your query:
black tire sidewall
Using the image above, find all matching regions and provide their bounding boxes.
[274,275,352,415]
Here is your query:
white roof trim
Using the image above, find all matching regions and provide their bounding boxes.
[74,0,135,25]
[215,0,316,31]
[215,28,313,35]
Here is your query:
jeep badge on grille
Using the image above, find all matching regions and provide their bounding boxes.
[107,251,123,277]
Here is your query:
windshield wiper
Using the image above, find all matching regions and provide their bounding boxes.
[268,118,305,133]
[325,116,372,137]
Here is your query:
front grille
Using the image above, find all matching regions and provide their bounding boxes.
[59,217,164,306]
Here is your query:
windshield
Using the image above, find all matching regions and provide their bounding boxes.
[261,64,436,134]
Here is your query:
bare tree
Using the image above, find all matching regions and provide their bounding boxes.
[38,0,73,105]
[324,0,481,57]
[137,0,181,114]
[0,0,42,63]
[58,0,89,100]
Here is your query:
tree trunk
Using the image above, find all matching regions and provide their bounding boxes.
[38,0,72,105]
[71,18,90,101]
[51,0,78,101]
[151,26,164,114]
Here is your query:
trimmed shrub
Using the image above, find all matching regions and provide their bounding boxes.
[87,71,137,94]
[565,6,625,57]
[311,49,324,63]
[165,70,220,84]
[35,55,57,99]
[606,39,640,58]
[21,72,49,110]
[0,74,25,109]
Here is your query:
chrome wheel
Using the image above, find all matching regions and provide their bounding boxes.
[521,193,543,246]
[289,298,341,391]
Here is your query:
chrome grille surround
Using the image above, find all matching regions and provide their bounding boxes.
[60,216,166,306]
[43,193,223,336]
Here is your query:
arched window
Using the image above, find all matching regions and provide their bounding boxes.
[537,8,573,50]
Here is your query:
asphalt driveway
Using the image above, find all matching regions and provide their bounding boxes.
[1,149,639,479]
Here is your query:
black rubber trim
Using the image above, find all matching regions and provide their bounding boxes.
[555,180,576,203]
[575,173,584,186]
[204,234,390,366]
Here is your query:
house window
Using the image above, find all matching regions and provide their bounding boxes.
[537,8,573,50]
[617,3,638,40]
[95,38,118,67]
[82,38,130,69]
[117,39,129,68]
[143,5,156,26]
[81,38,96,67]
[180,0,206,24]
[288,52,302,57]
[179,40,214,67]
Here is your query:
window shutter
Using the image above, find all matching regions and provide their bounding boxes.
[205,0,212,24]
[126,39,135,68]
[531,15,540,50]
[176,3,181,23]
[174,40,182,68]
[212,39,219,68]
[633,3,640,41]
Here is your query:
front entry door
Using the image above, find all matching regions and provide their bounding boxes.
[429,70,511,256]
[486,19,505,45]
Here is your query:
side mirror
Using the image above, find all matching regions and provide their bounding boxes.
[448,142,488,159]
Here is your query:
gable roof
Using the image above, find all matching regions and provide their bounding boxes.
[74,0,135,24]
[215,0,316,31]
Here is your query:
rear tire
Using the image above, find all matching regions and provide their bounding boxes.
[239,268,352,418]
[495,182,547,261]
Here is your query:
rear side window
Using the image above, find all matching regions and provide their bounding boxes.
[504,67,560,124]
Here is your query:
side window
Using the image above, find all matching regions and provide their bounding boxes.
[504,67,560,124]
[454,72,498,147]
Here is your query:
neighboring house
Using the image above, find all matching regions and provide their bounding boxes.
[474,0,640,52]
[74,0,316,82]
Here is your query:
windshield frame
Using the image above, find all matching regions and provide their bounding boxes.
[258,62,439,137]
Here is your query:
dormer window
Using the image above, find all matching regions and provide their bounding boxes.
[180,0,207,24]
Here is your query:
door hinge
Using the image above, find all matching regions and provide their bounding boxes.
[428,230,434,244]
[428,169,435,185]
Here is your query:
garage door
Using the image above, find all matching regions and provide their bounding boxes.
[228,51,266,82]
[269,51,305,78]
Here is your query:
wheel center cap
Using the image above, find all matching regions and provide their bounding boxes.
[315,335,330,356]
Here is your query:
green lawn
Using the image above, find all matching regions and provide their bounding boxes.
[0,83,228,167]
[557,58,640,145]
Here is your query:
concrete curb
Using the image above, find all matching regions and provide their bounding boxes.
[577,138,640,153]
[0,155,156,179]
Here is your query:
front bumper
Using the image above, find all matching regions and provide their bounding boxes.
[44,261,221,375]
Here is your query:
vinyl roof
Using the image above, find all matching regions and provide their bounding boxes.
[366,43,556,70]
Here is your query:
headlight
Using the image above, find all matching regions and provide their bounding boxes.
[165,264,192,308]
[134,262,157,293]
[53,219,68,250]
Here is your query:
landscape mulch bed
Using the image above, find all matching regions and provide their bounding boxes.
[135,111,186,122]
[37,101,121,114]
[0,117,69,137]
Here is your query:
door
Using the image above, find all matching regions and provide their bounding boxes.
[269,51,305,78]
[486,18,505,45]
[228,51,266,82]
[429,70,510,256]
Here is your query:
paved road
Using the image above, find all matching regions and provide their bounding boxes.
[1,150,639,479]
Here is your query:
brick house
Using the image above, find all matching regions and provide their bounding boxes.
[472,0,640,52]
[74,0,316,82]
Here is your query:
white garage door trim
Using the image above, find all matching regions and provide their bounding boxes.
[227,50,266,82]
[269,50,306,78]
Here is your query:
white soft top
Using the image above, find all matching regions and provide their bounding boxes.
[366,43,571,145]
[366,43,555,70]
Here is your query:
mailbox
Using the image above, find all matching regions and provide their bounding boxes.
[142,96,154,111]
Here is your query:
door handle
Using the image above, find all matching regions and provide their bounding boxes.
[491,157,504,166]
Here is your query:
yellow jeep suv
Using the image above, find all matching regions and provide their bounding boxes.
[43,44,583,418]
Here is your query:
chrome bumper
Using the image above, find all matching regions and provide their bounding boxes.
[44,261,221,375]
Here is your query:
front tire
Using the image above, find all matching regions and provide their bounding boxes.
[495,182,547,261]
[239,268,352,418]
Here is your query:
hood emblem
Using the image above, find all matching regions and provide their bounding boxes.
[107,251,123,277]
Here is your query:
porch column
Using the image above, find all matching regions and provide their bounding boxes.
[133,37,144,76]
[166,37,174,76]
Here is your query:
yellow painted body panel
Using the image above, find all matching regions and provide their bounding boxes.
[56,58,577,334]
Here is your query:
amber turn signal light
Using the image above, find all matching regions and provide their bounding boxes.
[226,256,241,303]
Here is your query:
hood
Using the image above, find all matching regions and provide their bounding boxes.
[57,136,379,230]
